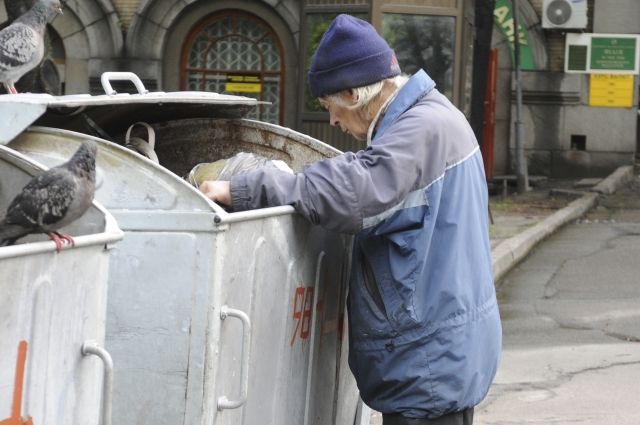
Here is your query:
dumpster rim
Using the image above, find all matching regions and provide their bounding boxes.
[0,216,124,259]
[0,91,267,107]
[25,127,310,221]
[23,126,229,215]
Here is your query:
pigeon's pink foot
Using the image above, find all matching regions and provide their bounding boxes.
[48,232,75,252]
[3,84,18,94]
[47,232,64,251]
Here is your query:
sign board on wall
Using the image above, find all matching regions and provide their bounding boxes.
[225,75,262,93]
[591,37,637,72]
[589,74,635,108]
[566,33,640,74]
[493,0,535,70]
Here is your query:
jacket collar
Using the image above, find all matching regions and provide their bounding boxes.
[370,69,436,142]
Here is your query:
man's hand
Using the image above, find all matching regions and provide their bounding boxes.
[199,180,231,207]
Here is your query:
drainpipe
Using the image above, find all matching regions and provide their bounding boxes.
[512,0,529,192]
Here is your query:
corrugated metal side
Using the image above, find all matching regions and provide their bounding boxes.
[205,215,356,425]
[0,247,111,425]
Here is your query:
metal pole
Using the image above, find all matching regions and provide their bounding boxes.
[512,0,529,192]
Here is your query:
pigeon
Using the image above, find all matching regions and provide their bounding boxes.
[0,0,63,94]
[0,140,98,251]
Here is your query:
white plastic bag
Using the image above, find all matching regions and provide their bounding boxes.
[187,152,292,187]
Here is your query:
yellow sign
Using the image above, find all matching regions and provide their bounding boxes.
[589,74,635,107]
[225,75,262,93]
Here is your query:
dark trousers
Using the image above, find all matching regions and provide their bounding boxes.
[383,408,474,425]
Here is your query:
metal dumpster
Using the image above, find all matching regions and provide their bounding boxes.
[0,74,365,425]
[0,146,123,425]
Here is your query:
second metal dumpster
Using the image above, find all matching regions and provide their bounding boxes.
[0,146,123,425]
[0,75,363,425]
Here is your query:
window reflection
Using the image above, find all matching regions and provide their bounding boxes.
[382,13,456,99]
[182,12,282,124]
[304,13,368,112]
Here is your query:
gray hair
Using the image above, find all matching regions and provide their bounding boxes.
[323,75,410,112]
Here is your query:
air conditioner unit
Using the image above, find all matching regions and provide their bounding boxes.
[542,0,588,29]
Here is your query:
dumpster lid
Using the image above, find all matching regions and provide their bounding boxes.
[0,72,265,145]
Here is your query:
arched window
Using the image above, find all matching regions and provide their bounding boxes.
[180,11,284,124]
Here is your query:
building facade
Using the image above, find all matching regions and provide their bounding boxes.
[1,0,637,176]
[491,0,640,177]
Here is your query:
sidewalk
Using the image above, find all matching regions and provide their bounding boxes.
[478,167,640,425]
[489,165,635,283]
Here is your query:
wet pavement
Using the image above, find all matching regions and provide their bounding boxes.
[476,174,640,425]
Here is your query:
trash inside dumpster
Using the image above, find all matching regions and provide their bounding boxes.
[0,146,123,425]
[0,73,364,425]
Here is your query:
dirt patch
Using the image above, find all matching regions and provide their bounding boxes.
[487,179,583,247]
[489,179,579,218]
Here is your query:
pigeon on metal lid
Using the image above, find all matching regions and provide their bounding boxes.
[0,140,98,251]
[0,0,63,94]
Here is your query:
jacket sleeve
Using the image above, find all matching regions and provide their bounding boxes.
[229,106,437,234]
[230,152,361,233]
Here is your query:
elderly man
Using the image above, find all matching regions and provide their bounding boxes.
[200,14,501,425]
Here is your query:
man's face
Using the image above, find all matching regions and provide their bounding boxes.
[319,90,369,142]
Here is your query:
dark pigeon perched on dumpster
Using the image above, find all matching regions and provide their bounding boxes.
[0,0,63,94]
[0,140,97,251]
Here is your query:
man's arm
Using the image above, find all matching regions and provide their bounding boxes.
[198,106,438,234]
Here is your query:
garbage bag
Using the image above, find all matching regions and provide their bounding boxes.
[187,152,292,188]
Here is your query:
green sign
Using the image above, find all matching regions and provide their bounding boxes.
[565,33,639,74]
[493,0,535,70]
[591,37,637,71]
[567,45,588,72]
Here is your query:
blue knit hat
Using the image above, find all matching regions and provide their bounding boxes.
[308,14,401,98]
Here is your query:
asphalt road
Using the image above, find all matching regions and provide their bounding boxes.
[476,176,640,425]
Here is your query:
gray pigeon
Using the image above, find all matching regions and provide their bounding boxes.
[0,0,63,94]
[0,140,98,251]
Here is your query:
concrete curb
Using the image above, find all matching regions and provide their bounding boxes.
[591,165,635,195]
[491,165,635,283]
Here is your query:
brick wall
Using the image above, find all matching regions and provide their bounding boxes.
[112,0,141,29]
[529,0,542,15]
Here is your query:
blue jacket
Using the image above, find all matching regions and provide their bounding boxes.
[231,70,502,418]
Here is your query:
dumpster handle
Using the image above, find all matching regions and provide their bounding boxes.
[100,72,149,95]
[217,305,252,410]
[82,340,113,425]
